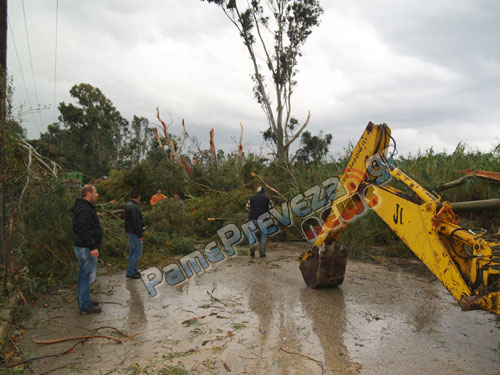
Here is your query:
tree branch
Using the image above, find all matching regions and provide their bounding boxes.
[285,111,310,148]
[230,2,277,134]
[251,6,275,78]
[33,335,123,344]
[238,122,244,158]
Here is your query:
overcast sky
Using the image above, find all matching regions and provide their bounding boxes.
[6,0,500,158]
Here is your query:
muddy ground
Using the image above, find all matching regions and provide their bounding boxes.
[12,242,500,374]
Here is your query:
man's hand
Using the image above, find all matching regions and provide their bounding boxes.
[90,249,99,258]
[139,237,144,242]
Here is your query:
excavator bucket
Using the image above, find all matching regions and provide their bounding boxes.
[299,242,347,288]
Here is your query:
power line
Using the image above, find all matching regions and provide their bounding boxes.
[7,15,41,133]
[53,0,58,123]
[21,0,44,131]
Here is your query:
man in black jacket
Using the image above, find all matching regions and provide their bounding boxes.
[72,184,103,314]
[125,190,145,279]
[246,186,274,257]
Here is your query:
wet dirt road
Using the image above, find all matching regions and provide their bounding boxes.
[18,242,500,374]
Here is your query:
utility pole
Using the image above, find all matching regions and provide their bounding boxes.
[0,0,7,291]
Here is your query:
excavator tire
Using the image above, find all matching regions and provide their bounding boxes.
[299,241,347,288]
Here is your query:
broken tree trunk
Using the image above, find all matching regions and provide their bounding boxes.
[435,175,470,191]
[154,128,164,148]
[436,170,500,192]
[458,169,500,182]
[238,123,244,159]
[451,199,500,213]
[209,128,217,167]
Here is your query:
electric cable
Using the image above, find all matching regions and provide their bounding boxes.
[21,0,45,131]
[7,15,42,134]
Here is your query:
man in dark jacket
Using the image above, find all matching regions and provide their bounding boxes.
[246,186,274,257]
[125,190,145,278]
[72,184,103,314]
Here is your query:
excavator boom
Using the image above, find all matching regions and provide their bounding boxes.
[299,123,500,315]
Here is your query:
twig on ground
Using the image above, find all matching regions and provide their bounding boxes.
[279,346,324,375]
[90,326,134,337]
[207,290,227,307]
[33,334,123,344]
[180,308,201,316]
[8,340,86,367]
[99,301,124,305]
[182,312,218,324]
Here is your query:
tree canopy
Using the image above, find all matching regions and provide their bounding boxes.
[294,130,332,163]
[35,83,135,178]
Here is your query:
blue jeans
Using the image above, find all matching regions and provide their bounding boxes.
[126,233,143,276]
[74,246,97,312]
[250,220,268,255]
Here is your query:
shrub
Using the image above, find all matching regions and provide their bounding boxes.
[14,180,77,283]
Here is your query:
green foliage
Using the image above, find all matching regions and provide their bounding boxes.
[99,197,198,258]
[294,130,332,163]
[14,180,77,283]
[97,160,187,203]
[120,115,155,168]
[52,83,129,178]
[33,83,156,180]
[164,234,197,256]
[188,190,249,238]
[2,78,28,206]
[145,198,193,237]
[397,144,500,202]
[99,212,129,259]
[3,120,27,208]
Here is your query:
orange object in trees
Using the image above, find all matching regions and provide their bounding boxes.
[150,189,167,206]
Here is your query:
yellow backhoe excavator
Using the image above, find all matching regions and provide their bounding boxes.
[299,122,500,315]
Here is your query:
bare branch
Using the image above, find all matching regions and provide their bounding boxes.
[285,111,311,148]
[18,140,60,178]
[177,118,190,156]
[251,6,275,77]
[238,122,244,158]
[156,107,175,159]
[209,128,217,166]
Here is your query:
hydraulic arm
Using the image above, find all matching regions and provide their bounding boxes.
[299,122,500,315]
